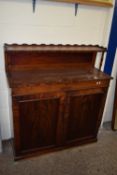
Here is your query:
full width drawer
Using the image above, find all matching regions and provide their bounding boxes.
[11,79,110,96]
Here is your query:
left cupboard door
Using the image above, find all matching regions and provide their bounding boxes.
[12,93,65,159]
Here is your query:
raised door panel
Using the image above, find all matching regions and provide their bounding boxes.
[65,88,106,144]
[12,93,64,157]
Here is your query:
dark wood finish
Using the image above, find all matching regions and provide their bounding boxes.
[4,44,111,160]
[112,78,117,130]
[13,93,65,156]
[4,44,106,73]
[65,88,106,143]
[99,51,105,70]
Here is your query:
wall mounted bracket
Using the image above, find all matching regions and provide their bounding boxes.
[32,0,36,12]
[75,3,78,16]
[32,0,78,16]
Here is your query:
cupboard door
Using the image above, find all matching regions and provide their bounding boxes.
[13,93,64,157]
[65,88,106,144]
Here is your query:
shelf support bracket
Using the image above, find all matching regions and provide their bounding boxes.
[75,3,79,16]
[32,0,36,13]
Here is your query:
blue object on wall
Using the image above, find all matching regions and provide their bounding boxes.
[104,0,117,75]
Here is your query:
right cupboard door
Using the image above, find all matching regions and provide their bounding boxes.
[65,88,106,144]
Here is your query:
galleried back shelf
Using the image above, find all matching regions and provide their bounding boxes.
[4,44,111,160]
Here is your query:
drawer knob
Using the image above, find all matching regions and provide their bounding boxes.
[96,81,101,85]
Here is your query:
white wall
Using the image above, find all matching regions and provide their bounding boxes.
[0,0,114,139]
[102,50,117,123]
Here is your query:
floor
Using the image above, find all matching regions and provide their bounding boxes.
[0,127,117,175]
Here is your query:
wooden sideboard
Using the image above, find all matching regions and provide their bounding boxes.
[4,44,111,160]
[112,78,117,130]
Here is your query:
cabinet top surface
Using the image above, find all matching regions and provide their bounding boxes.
[8,68,110,88]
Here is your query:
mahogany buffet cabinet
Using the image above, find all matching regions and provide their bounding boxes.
[4,44,111,160]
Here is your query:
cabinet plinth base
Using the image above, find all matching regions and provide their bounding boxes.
[13,137,97,161]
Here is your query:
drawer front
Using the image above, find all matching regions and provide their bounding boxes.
[12,79,110,96]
